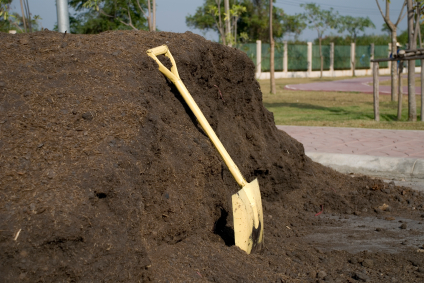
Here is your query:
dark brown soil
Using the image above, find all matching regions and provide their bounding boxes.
[1,30,424,283]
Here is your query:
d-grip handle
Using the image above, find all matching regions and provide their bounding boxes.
[146,45,180,84]
[146,45,247,187]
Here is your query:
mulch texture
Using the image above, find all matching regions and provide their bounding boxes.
[1,30,424,282]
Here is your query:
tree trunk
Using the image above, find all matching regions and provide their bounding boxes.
[19,0,27,32]
[216,0,226,45]
[373,62,380,121]
[224,0,231,47]
[319,37,323,78]
[407,0,417,121]
[270,0,276,94]
[398,64,403,120]
[418,6,423,122]
[352,40,356,76]
[147,0,151,31]
[152,0,156,31]
[234,15,237,44]
[391,30,398,101]
[23,0,32,32]
[421,60,424,121]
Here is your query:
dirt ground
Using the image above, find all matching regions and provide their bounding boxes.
[1,30,424,282]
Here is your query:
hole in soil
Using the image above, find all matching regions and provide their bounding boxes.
[214,208,235,246]
[96,192,107,199]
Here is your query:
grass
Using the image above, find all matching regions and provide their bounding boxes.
[260,77,424,130]
[379,76,422,87]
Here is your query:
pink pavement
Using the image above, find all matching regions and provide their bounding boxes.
[277,125,424,159]
[285,75,423,95]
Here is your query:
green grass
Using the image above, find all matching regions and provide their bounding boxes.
[260,77,424,130]
[380,76,422,86]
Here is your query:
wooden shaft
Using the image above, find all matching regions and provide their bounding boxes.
[147,45,247,187]
[173,80,247,187]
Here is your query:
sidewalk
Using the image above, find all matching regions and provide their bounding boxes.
[277,125,424,181]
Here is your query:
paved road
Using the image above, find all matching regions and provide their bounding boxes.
[277,126,424,159]
[285,75,423,95]
[277,126,424,188]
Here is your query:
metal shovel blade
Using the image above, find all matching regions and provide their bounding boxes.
[232,178,264,254]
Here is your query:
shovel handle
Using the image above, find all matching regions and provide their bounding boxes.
[147,45,247,187]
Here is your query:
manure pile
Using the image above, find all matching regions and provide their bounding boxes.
[1,30,424,282]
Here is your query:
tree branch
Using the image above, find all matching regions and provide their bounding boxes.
[98,9,114,18]
[215,0,225,44]
[136,0,151,30]
[126,3,135,29]
[10,20,23,32]
[398,11,407,25]
[136,0,148,18]
[118,18,137,30]
[414,4,420,43]
[98,5,137,30]
[395,0,407,26]
[376,0,396,30]
[375,0,387,20]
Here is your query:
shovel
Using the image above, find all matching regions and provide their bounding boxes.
[146,45,264,254]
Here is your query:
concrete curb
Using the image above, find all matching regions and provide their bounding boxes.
[306,152,424,180]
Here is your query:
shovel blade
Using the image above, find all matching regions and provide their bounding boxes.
[232,178,264,254]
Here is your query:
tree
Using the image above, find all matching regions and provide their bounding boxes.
[1,0,41,33]
[0,0,13,32]
[281,13,306,41]
[270,0,275,94]
[338,16,375,43]
[337,16,376,76]
[239,0,305,42]
[316,34,391,46]
[417,0,424,121]
[375,0,407,102]
[407,0,417,121]
[186,0,246,45]
[300,3,338,78]
[186,0,305,44]
[69,0,153,33]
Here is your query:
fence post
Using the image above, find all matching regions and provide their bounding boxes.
[256,40,261,79]
[351,42,355,76]
[283,41,288,75]
[373,62,380,121]
[330,42,334,76]
[307,42,312,74]
[370,43,374,74]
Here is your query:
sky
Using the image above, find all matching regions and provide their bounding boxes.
[9,0,409,42]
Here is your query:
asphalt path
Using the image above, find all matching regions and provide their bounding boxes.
[285,75,423,95]
[277,125,424,191]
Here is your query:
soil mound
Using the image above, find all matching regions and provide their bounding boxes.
[1,30,424,282]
